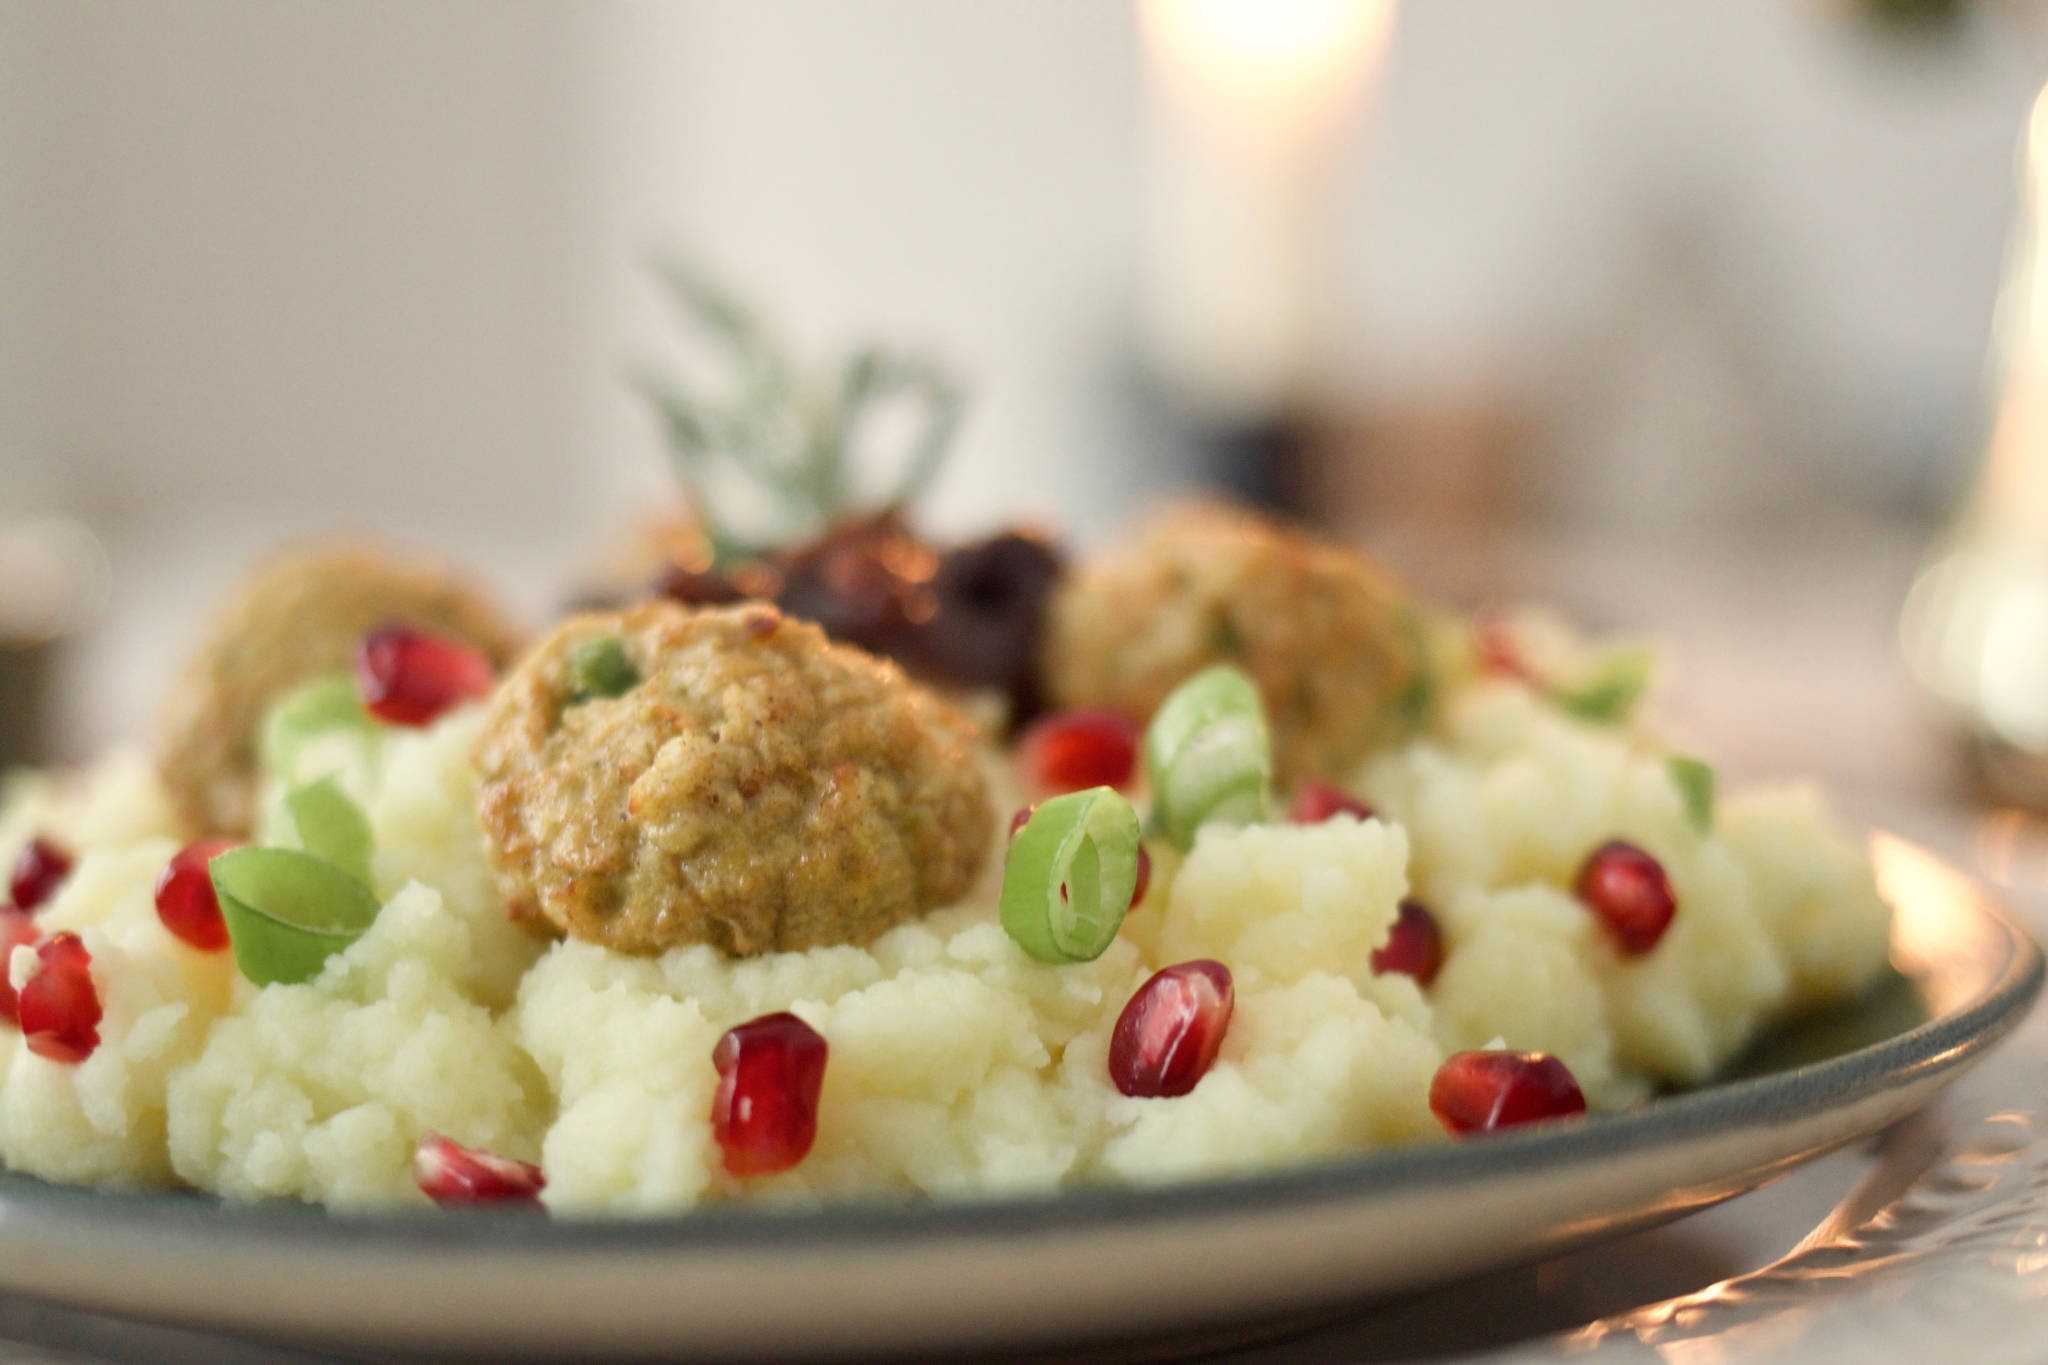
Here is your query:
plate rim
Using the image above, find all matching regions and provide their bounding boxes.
[1,830,2038,1257]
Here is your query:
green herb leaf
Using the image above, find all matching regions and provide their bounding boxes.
[209,847,382,986]
[566,636,640,703]
[1555,646,1655,725]
[638,255,966,561]
[1666,755,1716,834]
[282,777,374,887]
[1000,787,1142,964]
[260,674,374,777]
[828,346,964,513]
[1144,665,1272,850]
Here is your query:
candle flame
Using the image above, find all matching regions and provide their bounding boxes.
[1140,0,1394,132]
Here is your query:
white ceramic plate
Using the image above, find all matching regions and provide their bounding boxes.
[0,833,2031,1363]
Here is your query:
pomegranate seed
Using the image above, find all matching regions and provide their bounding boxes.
[0,910,40,1026]
[154,840,241,952]
[1474,613,1531,681]
[1575,839,1678,956]
[9,838,73,912]
[17,932,101,1064]
[1019,710,1140,794]
[1009,805,1036,840]
[1371,899,1445,987]
[1430,1050,1586,1135]
[354,625,497,727]
[1289,780,1375,824]
[1109,960,1234,1099]
[712,1012,829,1177]
[412,1132,546,1207]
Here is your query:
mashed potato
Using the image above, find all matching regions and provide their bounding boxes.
[0,632,1892,1214]
[1353,681,1885,1097]
[0,765,230,1188]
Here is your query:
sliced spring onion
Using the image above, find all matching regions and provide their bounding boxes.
[1554,645,1655,725]
[1143,665,1271,850]
[209,847,382,986]
[259,673,374,776]
[1000,787,1142,964]
[1665,755,1716,835]
[566,636,640,703]
[283,777,374,886]
[1391,606,1435,727]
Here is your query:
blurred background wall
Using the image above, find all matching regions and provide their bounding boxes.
[2,0,2045,772]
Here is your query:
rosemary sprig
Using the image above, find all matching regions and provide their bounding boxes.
[636,257,965,565]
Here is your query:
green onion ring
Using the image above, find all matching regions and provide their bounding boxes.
[209,847,382,986]
[259,673,373,776]
[1000,787,1142,964]
[283,776,375,887]
[1665,754,1716,835]
[1143,665,1272,850]
[1554,645,1654,725]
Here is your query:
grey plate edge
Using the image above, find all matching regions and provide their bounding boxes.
[1,834,2039,1257]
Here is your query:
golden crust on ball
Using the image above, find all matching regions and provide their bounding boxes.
[474,601,992,957]
[157,543,523,838]
[1043,502,1422,782]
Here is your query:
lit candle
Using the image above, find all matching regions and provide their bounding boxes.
[1138,0,1396,422]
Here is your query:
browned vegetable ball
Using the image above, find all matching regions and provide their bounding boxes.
[1042,502,1424,783]
[157,543,523,838]
[474,601,992,956]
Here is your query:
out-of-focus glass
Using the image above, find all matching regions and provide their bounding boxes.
[1904,82,2048,807]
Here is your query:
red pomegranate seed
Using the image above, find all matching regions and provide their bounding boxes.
[1575,839,1678,957]
[413,1132,546,1207]
[0,909,40,1026]
[17,932,101,1064]
[1018,710,1140,794]
[154,840,241,952]
[1289,779,1375,824]
[1430,1050,1586,1134]
[1474,613,1531,681]
[9,838,74,912]
[1109,960,1234,1099]
[712,1012,829,1178]
[353,625,497,727]
[1371,899,1445,987]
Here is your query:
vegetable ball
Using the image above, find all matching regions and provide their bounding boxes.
[474,601,992,956]
[157,543,522,838]
[1042,502,1424,783]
